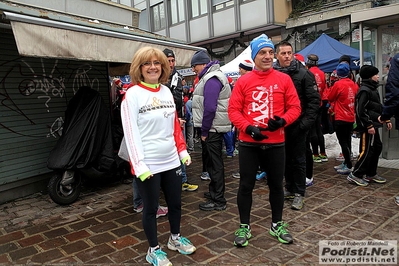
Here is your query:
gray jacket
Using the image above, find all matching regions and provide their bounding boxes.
[192,63,231,134]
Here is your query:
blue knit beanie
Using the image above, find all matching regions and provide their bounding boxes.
[250,34,274,61]
[191,50,211,67]
[336,63,350,78]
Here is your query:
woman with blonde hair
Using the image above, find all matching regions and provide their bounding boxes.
[121,47,196,266]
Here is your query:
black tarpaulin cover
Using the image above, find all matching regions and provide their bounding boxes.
[47,86,114,171]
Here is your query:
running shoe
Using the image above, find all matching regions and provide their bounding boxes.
[363,175,386,184]
[336,165,352,175]
[146,247,172,266]
[232,172,240,179]
[394,196,399,206]
[256,171,267,181]
[284,190,295,200]
[291,194,304,210]
[305,177,313,187]
[200,172,211,181]
[182,182,199,191]
[319,154,328,162]
[167,235,196,255]
[335,153,344,161]
[269,222,293,244]
[233,224,252,247]
[133,203,143,213]
[156,206,168,218]
[347,173,368,186]
[334,162,345,170]
[313,155,322,163]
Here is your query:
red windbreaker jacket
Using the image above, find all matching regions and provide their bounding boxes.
[228,68,301,144]
[327,78,359,122]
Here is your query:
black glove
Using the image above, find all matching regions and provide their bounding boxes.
[245,125,268,141]
[267,116,286,132]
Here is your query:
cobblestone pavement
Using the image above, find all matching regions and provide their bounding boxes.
[1,148,399,265]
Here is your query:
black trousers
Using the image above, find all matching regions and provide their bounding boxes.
[201,132,226,204]
[136,167,181,247]
[306,132,313,179]
[334,120,353,168]
[285,125,308,196]
[310,112,326,155]
[352,130,382,178]
[237,144,285,224]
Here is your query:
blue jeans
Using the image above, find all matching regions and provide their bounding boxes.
[223,130,235,156]
[181,162,187,183]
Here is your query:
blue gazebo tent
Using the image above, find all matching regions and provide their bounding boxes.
[297,33,373,72]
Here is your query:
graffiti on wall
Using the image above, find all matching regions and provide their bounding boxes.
[0,58,102,138]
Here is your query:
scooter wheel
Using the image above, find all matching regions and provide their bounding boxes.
[48,172,82,205]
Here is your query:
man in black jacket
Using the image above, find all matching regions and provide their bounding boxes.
[274,41,320,210]
[163,48,198,192]
[348,65,392,187]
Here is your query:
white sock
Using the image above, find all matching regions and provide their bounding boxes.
[149,245,159,253]
[171,233,180,240]
[272,223,277,228]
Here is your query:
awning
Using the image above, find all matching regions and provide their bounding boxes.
[3,12,204,67]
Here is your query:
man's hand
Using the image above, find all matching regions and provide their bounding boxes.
[368,127,375,135]
[178,118,186,127]
[245,125,268,141]
[267,116,286,132]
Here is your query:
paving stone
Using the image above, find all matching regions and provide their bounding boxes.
[0,231,24,245]
[24,224,50,235]
[0,243,19,259]
[107,247,139,263]
[89,232,117,245]
[61,240,90,255]
[75,243,115,262]
[111,235,139,249]
[0,253,10,264]
[64,229,91,242]
[111,226,137,237]
[68,218,101,231]
[38,236,67,250]
[18,234,44,247]
[29,248,66,264]
[8,246,38,261]
[43,227,70,238]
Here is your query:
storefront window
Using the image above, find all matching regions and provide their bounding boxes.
[381,26,399,66]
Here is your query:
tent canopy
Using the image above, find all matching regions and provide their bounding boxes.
[297,33,373,72]
[220,46,253,78]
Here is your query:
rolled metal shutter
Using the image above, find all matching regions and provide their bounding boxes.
[0,29,110,186]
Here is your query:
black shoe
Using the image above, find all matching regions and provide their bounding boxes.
[199,200,226,211]
[204,192,211,199]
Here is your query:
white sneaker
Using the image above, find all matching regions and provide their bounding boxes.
[167,235,196,255]
[200,172,210,181]
[306,177,313,187]
[146,247,172,266]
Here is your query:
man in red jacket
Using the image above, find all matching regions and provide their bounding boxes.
[228,34,301,247]
[328,63,359,175]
